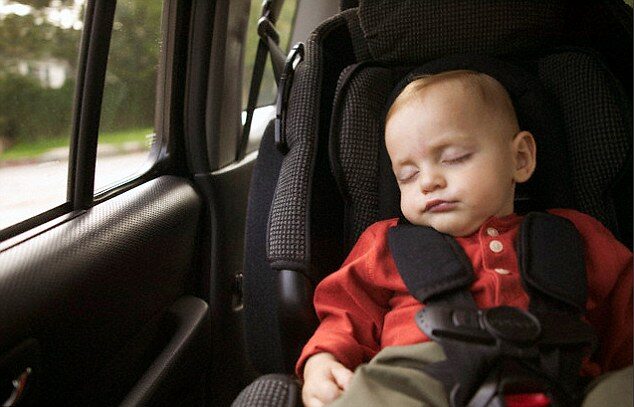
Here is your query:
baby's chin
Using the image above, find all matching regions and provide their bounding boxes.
[406,215,480,237]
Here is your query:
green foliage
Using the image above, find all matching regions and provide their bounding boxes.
[0,10,81,72]
[0,73,74,143]
[0,0,295,152]
[0,0,161,146]
[99,0,162,133]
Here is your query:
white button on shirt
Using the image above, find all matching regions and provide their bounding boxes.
[486,227,499,237]
[494,268,511,275]
[489,240,504,253]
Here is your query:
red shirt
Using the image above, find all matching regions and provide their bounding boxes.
[296,209,633,379]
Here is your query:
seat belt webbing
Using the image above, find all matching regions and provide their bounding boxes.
[238,0,286,161]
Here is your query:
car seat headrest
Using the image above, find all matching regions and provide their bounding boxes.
[355,1,570,64]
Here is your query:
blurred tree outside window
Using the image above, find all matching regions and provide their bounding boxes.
[242,0,298,110]
[94,0,162,193]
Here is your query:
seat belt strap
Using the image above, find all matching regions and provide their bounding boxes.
[238,0,287,161]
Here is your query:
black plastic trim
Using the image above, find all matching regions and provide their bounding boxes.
[68,1,117,209]
[119,296,210,407]
[184,0,215,174]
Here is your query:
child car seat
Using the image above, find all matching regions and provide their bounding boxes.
[239,0,632,405]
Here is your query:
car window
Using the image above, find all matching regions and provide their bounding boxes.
[0,0,163,233]
[94,0,162,193]
[242,0,298,110]
[0,1,84,230]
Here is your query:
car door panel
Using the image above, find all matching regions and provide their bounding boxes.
[0,175,207,406]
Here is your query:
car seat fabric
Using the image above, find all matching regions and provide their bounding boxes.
[328,64,396,249]
[266,10,356,275]
[242,0,632,379]
[537,51,632,237]
[357,1,570,65]
[231,374,300,407]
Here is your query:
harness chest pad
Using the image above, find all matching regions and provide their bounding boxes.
[517,212,587,313]
[388,224,474,304]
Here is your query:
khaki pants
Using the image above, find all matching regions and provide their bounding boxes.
[328,343,633,407]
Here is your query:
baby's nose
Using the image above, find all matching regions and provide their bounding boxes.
[419,170,446,193]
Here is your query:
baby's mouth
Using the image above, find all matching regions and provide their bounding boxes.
[424,200,458,213]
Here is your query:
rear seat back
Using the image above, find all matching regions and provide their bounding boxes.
[243,0,632,375]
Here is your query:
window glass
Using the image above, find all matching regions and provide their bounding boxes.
[0,0,84,230]
[242,0,298,109]
[94,0,162,193]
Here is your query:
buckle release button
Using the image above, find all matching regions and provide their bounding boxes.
[504,393,551,407]
[452,310,480,328]
[483,306,541,343]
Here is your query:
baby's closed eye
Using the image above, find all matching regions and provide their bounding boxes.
[396,166,418,183]
[442,152,472,164]
[440,147,473,165]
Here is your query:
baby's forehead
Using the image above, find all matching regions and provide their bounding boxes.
[410,73,508,107]
[388,71,518,127]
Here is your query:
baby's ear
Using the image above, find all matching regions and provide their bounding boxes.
[512,131,536,183]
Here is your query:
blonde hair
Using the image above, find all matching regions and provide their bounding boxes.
[385,70,519,131]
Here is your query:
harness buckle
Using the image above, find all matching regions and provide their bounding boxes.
[417,305,541,351]
[483,306,541,344]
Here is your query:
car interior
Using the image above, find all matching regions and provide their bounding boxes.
[0,0,631,406]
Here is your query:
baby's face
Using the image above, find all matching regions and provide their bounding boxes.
[386,82,529,236]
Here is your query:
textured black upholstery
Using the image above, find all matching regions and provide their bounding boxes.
[232,374,300,407]
[358,1,570,64]
[266,11,355,274]
[538,51,632,235]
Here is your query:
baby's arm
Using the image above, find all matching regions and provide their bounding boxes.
[302,352,353,407]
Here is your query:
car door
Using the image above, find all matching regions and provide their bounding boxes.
[0,1,209,405]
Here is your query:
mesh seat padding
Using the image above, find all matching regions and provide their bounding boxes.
[329,65,395,247]
[538,51,631,233]
[358,1,570,64]
[231,374,300,407]
[267,10,356,273]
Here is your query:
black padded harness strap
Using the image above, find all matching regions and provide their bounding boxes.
[518,212,587,314]
[388,213,596,407]
[388,223,474,304]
